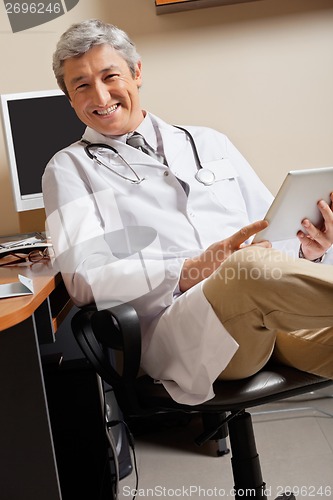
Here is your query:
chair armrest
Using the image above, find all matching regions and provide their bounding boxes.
[71,302,142,410]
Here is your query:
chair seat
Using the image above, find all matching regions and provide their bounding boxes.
[135,365,332,413]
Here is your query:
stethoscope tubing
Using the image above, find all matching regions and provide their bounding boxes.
[81,127,216,186]
[81,139,144,184]
[174,126,216,185]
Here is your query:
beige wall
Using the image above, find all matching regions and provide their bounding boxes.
[0,0,332,235]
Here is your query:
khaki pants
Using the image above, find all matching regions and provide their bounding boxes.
[202,246,333,380]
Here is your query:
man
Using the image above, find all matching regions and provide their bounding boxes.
[43,19,333,404]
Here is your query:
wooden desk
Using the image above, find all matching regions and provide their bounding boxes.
[0,263,72,500]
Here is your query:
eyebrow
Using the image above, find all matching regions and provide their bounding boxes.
[69,65,122,87]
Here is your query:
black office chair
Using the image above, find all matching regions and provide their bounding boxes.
[71,303,333,500]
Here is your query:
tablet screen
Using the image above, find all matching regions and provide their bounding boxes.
[253,166,333,242]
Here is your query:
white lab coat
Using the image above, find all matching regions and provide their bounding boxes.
[42,113,320,404]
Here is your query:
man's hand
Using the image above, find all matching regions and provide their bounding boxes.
[298,193,333,261]
[179,220,271,292]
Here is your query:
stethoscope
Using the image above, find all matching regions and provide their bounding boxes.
[81,126,216,186]
[81,138,144,184]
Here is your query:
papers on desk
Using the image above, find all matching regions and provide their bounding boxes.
[0,274,34,298]
[0,233,51,257]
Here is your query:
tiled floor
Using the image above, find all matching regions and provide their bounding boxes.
[118,387,333,499]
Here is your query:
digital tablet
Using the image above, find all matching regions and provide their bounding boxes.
[253,166,333,243]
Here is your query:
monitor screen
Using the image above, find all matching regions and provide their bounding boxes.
[1,89,86,211]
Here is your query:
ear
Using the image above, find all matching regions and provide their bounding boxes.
[135,60,142,88]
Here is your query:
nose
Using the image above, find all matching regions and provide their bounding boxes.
[92,82,110,107]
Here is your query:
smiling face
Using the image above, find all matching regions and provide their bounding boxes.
[63,44,144,136]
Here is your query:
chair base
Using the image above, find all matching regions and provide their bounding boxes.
[216,438,230,457]
[201,412,230,456]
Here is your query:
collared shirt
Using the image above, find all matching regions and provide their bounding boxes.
[107,112,165,159]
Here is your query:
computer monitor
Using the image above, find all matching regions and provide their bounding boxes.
[0,89,86,211]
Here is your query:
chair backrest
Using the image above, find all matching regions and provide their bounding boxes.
[71,304,144,415]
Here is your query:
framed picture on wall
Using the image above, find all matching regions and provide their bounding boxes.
[155,0,261,14]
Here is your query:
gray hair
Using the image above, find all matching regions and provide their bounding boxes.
[53,19,140,98]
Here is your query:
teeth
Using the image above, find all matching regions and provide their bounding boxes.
[96,104,118,116]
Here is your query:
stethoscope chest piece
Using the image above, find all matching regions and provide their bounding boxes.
[195,168,216,186]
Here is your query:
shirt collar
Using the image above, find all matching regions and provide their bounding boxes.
[134,113,158,151]
[105,112,158,151]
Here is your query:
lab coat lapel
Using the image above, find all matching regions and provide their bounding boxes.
[150,115,189,178]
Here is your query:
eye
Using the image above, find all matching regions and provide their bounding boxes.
[75,83,89,92]
[105,73,119,82]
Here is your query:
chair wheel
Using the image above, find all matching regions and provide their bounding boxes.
[275,493,296,500]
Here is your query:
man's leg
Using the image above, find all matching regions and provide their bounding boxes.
[202,246,333,380]
[272,327,333,378]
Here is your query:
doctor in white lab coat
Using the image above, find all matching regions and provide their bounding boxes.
[43,20,333,405]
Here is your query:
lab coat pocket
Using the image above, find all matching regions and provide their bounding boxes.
[203,159,246,212]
